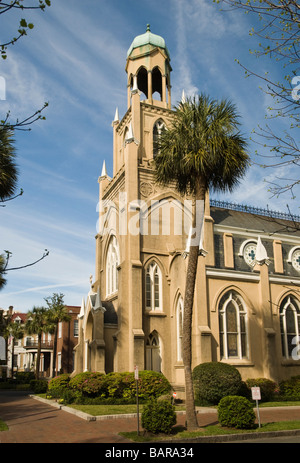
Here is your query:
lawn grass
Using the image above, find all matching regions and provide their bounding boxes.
[0,419,8,431]
[120,420,300,442]
[67,403,144,416]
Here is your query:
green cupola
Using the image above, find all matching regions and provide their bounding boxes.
[127,24,170,59]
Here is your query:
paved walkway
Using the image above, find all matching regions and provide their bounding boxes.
[0,391,300,443]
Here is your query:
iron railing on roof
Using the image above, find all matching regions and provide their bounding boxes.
[210,199,300,223]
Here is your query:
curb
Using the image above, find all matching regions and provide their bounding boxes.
[30,395,217,422]
[162,428,300,443]
[30,395,300,442]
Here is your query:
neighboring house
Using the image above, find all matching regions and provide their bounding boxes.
[5,306,80,377]
[74,26,300,395]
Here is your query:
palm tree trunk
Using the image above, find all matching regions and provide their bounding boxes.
[182,180,206,431]
[10,338,14,379]
[52,325,58,378]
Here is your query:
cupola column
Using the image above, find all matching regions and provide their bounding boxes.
[147,70,153,105]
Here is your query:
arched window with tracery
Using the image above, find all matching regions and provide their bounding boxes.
[153,119,166,157]
[106,236,119,297]
[146,331,161,372]
[219,290,248,359]
[145,261,162,311]
[280,295,300,359]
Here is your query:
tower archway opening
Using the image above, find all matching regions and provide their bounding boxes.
[137,67,148,99]
[152,67,162,101]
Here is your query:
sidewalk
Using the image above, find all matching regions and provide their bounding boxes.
[0,391,300,443]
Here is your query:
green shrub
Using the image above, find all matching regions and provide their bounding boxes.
[218,396,256,429]
[103,371,172,400]
[246,378,277,402]
[15,372,35,384]
[30,379,48,394]
[104,372,128,398]
[69,372,105,397]
[193,362,242,405]
[141,398,176,434]
[48,374,70,398]
[138,371,172,399]
[279,376,300,399]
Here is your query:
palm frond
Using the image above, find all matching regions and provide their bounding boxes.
[154,93,249,197]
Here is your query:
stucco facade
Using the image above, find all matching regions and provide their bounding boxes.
[74,27,300,392]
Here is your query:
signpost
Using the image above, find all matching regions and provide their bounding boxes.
[251,386,261,428]
[134,365,139,435]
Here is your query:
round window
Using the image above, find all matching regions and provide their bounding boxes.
[291,249,300,272]
[243,242,257,266]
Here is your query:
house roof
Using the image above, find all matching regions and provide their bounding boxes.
[11,313,27,323]
[210,206,300,237]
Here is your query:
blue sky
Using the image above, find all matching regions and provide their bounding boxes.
[0,0,299,312]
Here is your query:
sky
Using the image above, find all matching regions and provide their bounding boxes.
[0,0,299,313]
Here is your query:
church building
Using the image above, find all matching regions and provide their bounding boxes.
[73,26,300,393]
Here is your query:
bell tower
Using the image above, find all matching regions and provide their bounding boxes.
[125,24,172,110]
[96,26,176,375]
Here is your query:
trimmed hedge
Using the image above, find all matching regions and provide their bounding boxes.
[279,376,300,400]
[193,362,242,405]
[246,378,277,402]
[30,379,48,393]
[46,370,171,404]
[47,374,70,398]
[69,372,105,397]
[141,398,176,434]
[218,395,256,429]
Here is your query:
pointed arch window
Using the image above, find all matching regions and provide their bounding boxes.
[145,261,162,311]
[106,236,119,297]
[219,291,248,359]
[280,295,300,359]
[146,331,161,372]
[176,296,184,362]
[153,119,166,157]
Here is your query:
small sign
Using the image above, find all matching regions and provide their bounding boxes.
[173,392,177,399]
[134,365,139,380]
[251,386,261,401]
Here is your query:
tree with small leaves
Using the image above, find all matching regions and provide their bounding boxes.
[215,0,300,198]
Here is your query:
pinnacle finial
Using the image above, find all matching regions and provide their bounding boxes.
[146,24,151,32]
[101,160,107,177]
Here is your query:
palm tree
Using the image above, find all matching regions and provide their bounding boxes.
[0,254,7,289]
[5,321,24,378]
[44,293,71,377]
[0,127,18,201]
[25,307,54,379]
[154,94,249,430]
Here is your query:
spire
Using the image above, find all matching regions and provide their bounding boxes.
[78,297,85,319]
[132,75,138,94]
[181,89,186,104]
[92,287,104,313]
[182,219,207,259]
[127,122,134,140]
[114,107,119,123]
[100,160,107,178]
[254,236,270,266]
